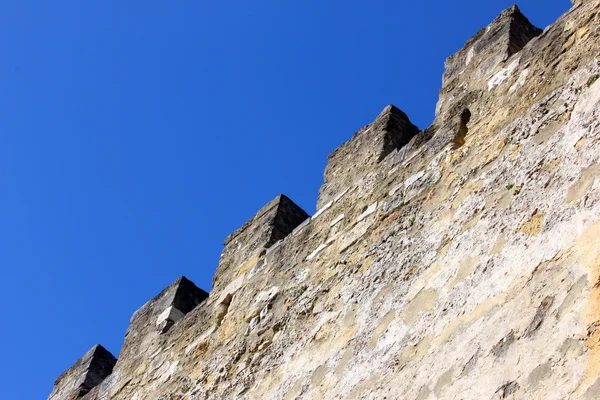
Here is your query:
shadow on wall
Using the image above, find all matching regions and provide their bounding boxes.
[453,108,472,149]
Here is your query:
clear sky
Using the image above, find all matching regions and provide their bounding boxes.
[0,1,571,398]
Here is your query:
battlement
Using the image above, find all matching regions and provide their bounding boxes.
[436,5,541,119]
[48,1,600,398]
[213,194,309,292]
[49,345,116,400]
[406,5,543,157]
[121,276,208,356]
[317,105,419,209]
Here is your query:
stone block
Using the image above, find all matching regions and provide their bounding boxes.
[317,105,419,209]
[132,276,208,335]
[330,213,345,227]
[48,345,116,400]
[156,306,186,333]
[436,6,542,122]
[357,202,378,223]
[213,195,309,292]
[410,5,544,156]
[118,276,208,363]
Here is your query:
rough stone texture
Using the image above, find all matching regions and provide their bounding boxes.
[408,5,543,159]
[213,194,310,293]
[50,1,600,399]
[49,345,116,400]
[317,105,419,209]
[120,277,208,373]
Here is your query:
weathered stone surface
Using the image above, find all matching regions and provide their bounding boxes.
[122,276,208,353]
[50,1,600,399]
[48,345,116,400]
[317,104,419,209]
[409,5,543,159]
[213,194,309,293]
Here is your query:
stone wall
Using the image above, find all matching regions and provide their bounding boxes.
[410,5,542,159]
[213,194,309,293]
[316,105,419,209]
[48,345,116,400]
[48,1,600,399]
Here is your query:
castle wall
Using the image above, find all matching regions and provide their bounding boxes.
[49,1,600,399]
[48,345,116,400]
[212,194,309,293]
[316,105,419,209]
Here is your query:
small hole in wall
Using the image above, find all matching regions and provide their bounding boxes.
[222,293,234,306]
[453,109,472,150]
[216,293,234,327]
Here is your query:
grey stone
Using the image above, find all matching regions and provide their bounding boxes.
[317,105,419,209]
[495,381,520,399]
[214,194,309,292]
[491,330,516,358]
[523,296,554,338]
[118,276,208,365]
[48,345,116,400]
[584,378,600,399]
[49,2,600,399]
[425,5,543,155]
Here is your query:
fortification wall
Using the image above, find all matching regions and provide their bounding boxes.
[49,1,600,399]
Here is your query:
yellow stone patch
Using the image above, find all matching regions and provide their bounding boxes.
[451,256,480,287]
[443,171,459,191]
[311,365,328,387]
[401,288,439,325]
[397,334,433,368]
[485,108,510,137]
[452,180,483,209]
[485,188,509,209]
[533,121,562,145]
[358,255,376,275]
[347,372,382,399]
[564,165,600,204]
[341,325,359,346]
[335,344,355,375]
[367,310,396,349]
[572,218,600,392]
[577,27,590,40]
[575,137,589,149]
[314,321,337,342]
[491,234,507,255]
[542,157,564,173]
[284,379,303,400]
[520,209,545,236]
[134,361,147,376]
[436,291,508,346]
[437,240,452,258]
[479,139,507,166]
[508,144,522,160]
[238,253,261,274]
[459,211,482,235]
[446,149,467,165]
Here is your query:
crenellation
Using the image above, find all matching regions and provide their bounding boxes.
[49,2,600,399]
[49,345,117,400]
[423,5,543,157]
[115,275,208,378]
[317,104,419,209]
[212,194,309,294]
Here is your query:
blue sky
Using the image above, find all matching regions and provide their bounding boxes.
[0,1,570,398]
